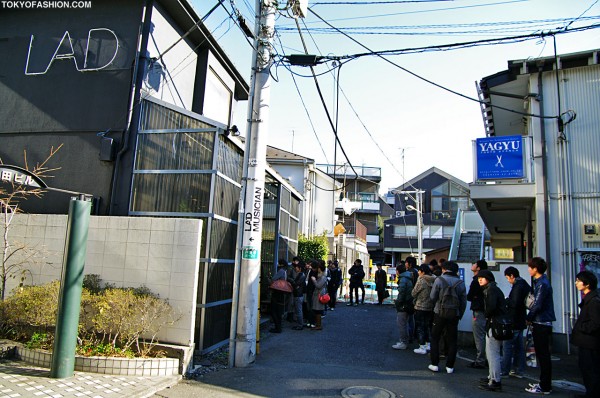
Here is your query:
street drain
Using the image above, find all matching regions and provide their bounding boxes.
[341,386,398,398]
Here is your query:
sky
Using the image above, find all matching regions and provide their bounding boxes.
[191,0,600,193]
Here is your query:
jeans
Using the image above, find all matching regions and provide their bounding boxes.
[472,310,486,363]
[502,329,525,375]
[407,313,415,341]
[414,310,433,345]
[485,329,503,382]
[532,323,553,392]
[430,314,459,368]
[293,296,304,326]
[396,311,409,344]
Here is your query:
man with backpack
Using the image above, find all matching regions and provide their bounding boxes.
[393,262,414,350]
[428,261,467,374]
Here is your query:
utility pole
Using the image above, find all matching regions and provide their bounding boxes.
[402,190,424,263]
[232,0,277,368]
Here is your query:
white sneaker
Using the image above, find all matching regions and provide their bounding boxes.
[446,367,454,374]
[392,342,407,350]
[428,364,439,372]
[413,345,427,354]
[425,342,431,351]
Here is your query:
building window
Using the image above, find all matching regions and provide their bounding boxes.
[431,181,473,220]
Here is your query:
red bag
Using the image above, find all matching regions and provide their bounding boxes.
[319,292,331,304]
[269,279,293,293]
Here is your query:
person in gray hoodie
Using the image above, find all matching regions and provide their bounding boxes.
[412,264,436,354]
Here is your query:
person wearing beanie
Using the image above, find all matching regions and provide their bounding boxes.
[467,259,488,369]
[478,269,507,392]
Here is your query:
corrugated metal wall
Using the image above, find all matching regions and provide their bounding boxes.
[539,63,600,335]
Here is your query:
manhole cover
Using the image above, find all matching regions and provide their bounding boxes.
[341,386,398,398]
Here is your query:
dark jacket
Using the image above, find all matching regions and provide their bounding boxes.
[349,264,365,288]
[291,271,306,298]
[374,269,387,291]
[395,271,414,312]
[467,276,485,312]
[306,269,317,297]
[526,274,556,324]
[329,267,342,288]
[407,268,419,286]
[430,271,467,318]
[506,277,530,330]
[482,281,506,330]
[571,289,600,350]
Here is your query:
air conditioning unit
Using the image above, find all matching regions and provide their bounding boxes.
[395,211,405,218]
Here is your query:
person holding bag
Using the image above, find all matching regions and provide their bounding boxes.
[269,259,290,333]
[310,260,328,331]
[477,270,507,392]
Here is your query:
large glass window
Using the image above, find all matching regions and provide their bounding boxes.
[431,181,473,220]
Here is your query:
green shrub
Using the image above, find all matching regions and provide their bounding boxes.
[0,278,179,357]
[1,281,60,340]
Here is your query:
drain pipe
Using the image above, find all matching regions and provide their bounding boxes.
[537,67,552,275]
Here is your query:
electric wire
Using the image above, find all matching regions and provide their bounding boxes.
[314,0,453,4]
[563,0,600,30]
[295,17,434,197]
[273,33,330,163]
[298,18,409,190]
[308,7,582,121]
[292,18,360,180]
[305,0,528,23]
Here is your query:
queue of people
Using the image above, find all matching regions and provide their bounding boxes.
[268,255,598,398]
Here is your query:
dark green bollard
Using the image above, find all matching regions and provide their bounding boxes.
[50,196,91,378]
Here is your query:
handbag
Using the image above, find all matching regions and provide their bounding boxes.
[269,279,293,293]
[319,292,331,304]
[491,316,513,341]
[525,292,535,309]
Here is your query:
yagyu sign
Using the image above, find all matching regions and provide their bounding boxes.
[476,135,524,180]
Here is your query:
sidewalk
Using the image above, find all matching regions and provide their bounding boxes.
[0,359,179,398]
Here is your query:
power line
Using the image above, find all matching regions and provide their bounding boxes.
[302,0,528,23]
[273,33,330,163]
[307,8,592,121]
[292,18,360,181]
[314,0,452,4]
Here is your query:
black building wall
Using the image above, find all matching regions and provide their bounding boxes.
[0,1,144,214]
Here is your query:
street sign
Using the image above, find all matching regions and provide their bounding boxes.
[0,165,47,188]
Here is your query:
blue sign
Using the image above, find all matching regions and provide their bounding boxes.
[476,135,524,180]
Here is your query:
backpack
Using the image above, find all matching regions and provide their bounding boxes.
[438,277,462,319]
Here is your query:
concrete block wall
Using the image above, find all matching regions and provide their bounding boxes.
[2,214,201,348]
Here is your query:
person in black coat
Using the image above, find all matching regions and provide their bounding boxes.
[501,266,531,378]
[327,260,342,309]
[572,271,600,398]
[347,259,365,306]
[374,264,388,305]
[467,259,488,368]
[477,270,506,392]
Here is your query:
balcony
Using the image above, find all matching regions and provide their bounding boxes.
[335,192,381,213]
[317,164,381,183]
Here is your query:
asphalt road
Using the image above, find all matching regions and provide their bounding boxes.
[153,302,584,398]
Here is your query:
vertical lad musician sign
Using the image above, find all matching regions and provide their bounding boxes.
[476,135,524,180]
